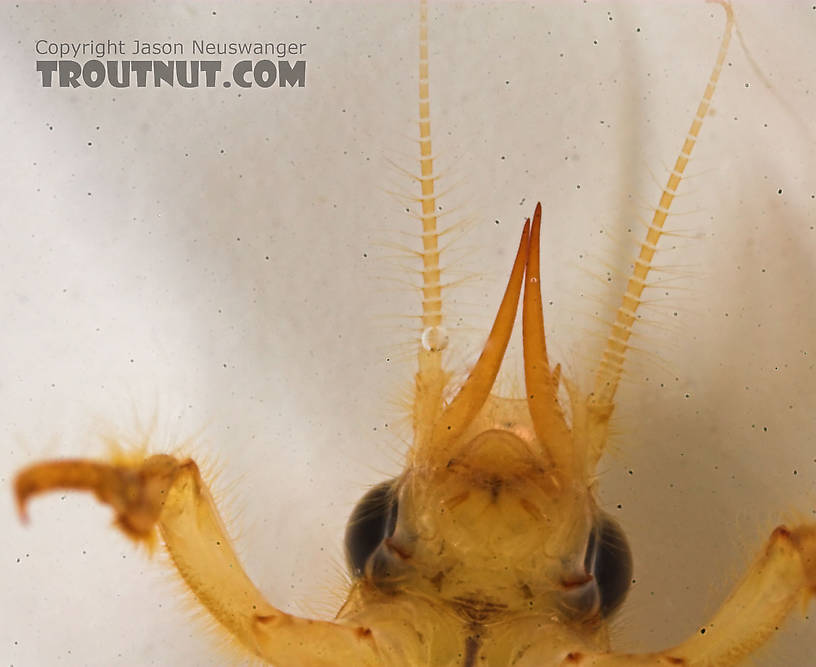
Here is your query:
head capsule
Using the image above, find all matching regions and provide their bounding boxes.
[344,206,633,622]
[344,410,632,621]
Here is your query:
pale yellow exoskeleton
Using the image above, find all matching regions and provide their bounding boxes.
[11,1,816,666]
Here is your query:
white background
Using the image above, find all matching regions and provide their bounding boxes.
[1,1,815,665]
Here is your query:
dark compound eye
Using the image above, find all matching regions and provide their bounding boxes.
[584,512,633,616]
[344,479,399,578]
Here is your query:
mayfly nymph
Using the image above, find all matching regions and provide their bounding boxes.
[11,1,816,665]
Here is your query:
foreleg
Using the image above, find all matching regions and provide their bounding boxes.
[15,455,379,667]
[557,524,816,666]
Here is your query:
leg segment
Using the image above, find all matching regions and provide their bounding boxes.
[559,524,816,666]
[15,456,379,667]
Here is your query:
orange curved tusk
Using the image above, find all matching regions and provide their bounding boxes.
[522,203,571,464]
[427,220,531,454]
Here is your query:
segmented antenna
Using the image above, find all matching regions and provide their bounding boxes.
[412,0,448,449]
[592,1,734,407]
[417,0,442,333]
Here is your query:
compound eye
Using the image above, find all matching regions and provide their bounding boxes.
[344,479,398,578]
[584,512,633,616]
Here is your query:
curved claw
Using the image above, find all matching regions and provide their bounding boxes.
[14,456,178,541]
